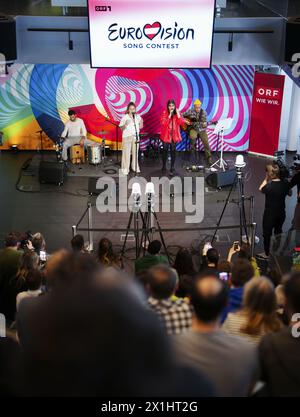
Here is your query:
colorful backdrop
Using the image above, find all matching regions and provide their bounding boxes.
[0,64,254,151]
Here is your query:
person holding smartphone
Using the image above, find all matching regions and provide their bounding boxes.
[119,102,143,176]
[258,163,290,260]
[160,99,185,176]
[227,242,260,277]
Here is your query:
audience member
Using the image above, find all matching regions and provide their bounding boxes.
[173,247,196,298]
[259,272,300,396]
[135,240,168,274]
[70,234,85,253]
[0,336,20,396]
[201,247,219,276]
[223,277,282,344]
[31,232,48,264]
[173,274,259,396]
[97,237,120,268]
[0,233,22,288]
[15,262,214,397]
[16,254,42,311]
[0,233,23,324]
[147,265,193,335]
[222,259,254,322]
[31,233,46,254]
[217,259,232,274]
[227,242,260,276]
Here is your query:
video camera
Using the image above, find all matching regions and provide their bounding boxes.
[273,151,289,181]
[19,230,33,251]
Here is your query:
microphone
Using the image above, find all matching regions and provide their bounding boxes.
[132,112,136,119]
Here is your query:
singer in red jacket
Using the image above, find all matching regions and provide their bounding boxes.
[160,99,185,176]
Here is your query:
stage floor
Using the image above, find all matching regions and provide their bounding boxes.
[0,150,297,272]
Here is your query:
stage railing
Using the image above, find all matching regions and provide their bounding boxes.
[72,202,257,258]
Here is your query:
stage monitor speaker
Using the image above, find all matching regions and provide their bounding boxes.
[206,168,236,189]
[39,161,67,186]
[285,17,300,63]
[0,16,17,62]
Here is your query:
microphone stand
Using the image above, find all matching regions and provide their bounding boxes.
[132,113,140,176]
[171,112,175,171]
[104,118,121,167]
[36,129,45,161]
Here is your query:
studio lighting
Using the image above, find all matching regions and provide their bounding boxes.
[131,182,142,213]
[131,182,141,196]
[235,154,246,169]
[145,182,155,196]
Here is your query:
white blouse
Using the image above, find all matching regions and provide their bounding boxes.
[119,114,143,138]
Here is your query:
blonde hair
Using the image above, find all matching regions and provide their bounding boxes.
[194,99,202,106]
[241,277,282,335]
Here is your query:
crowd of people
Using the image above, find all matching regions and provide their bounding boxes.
[0,230,299,397]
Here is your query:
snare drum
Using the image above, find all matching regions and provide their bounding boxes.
[87,145,102,165]
[70,145,85,164]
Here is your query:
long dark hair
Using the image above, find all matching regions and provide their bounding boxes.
[97,238,117,267]
[16,251,40,288]
[167,99,177,115]
[173,247,195,276]
[126,102,136,114]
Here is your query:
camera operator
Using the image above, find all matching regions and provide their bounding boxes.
[289,166,300,245]
[258,162,290,259]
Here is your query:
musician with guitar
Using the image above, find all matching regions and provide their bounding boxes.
[183,99,212,166]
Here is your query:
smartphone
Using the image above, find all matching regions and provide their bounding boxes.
[40,251,47,262]
[233,241,240,251]
[219,272,229,282]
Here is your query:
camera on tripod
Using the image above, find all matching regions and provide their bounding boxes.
[292,154,300,173]
[273,150,290,181]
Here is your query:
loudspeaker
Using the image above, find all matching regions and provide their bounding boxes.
[206,168,236,189]
[39,161,67,185]
[285,17,300,63]
[0,16,17,62]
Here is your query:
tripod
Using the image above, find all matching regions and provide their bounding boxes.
[138,195,170,262]
[105,118,121,166]
[132,113,140,175]
[212,167,249,245]
[121,195,146,260]
[210,118,233,172]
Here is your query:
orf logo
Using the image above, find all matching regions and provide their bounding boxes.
[257,86,281,99]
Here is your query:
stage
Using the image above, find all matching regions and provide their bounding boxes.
[0,150,297,272]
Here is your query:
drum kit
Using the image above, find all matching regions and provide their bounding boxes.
[56,130,110,167]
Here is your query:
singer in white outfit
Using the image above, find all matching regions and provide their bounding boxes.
[61,110,94,161]
[119,102,143,175]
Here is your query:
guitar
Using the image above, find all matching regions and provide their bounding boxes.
[182,118,218,139]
